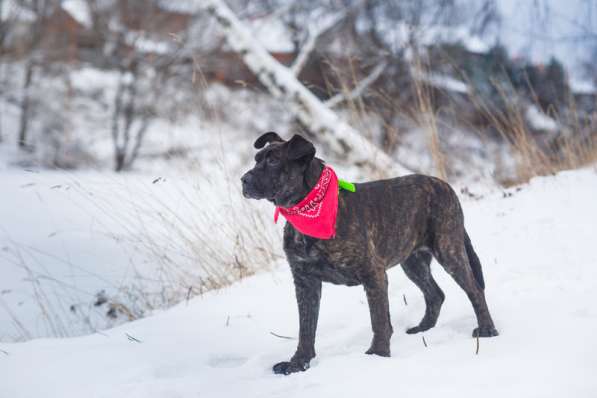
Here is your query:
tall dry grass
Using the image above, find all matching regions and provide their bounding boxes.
[0,169,283,341]
[70,172,283,309]
[411,58,448,180]
[468,79,597,186]
[329,54,597,185]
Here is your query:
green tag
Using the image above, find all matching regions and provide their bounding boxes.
[338,179,356,192]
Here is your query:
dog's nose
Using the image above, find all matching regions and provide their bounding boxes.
[241,172,256,199]
[241,173,251,185]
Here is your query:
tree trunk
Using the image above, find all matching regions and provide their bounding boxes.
[114,150,126,172]
[202,0,412,176]
[18,61,34,150]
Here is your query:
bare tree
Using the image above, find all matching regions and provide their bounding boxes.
[89,0,190,171]
[13,0,52,151]
[110,59,153,172]
[0,0,10,142]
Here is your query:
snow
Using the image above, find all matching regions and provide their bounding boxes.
[0,171,177,339]
[525,105,558,132]
[250,18,294,53]
[0,0,35,22]
[416,71,469,94]
[0,60,294,174]
[125,32,173,55]
[570,78,596,95]
[156,0,202,14]
[0,167,280,340]
[70,67,120,92]
[1,167,597,397]
[419,25,491,54]
[61,0,92,29]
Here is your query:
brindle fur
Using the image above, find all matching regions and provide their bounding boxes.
[241,133,498,376]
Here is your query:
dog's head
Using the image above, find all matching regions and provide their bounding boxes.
[241,132,319,207]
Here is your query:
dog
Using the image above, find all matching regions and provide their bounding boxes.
[241,132,498,375]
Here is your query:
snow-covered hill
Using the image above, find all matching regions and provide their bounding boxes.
[1,167,597,398]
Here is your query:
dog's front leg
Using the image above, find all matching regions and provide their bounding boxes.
[273,269,322,375]
[363,270,393,357]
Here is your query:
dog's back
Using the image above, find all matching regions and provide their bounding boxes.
[284,174,464,282]
[333,174,464,267]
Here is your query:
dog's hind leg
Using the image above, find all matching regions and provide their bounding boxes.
[433,232,498,338]
[401,251,445,334]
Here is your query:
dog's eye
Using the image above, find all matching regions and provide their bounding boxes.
[266,156,280,166]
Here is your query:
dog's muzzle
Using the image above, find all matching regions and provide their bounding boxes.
[241,172,259,199]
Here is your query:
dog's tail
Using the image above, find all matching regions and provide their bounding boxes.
[464,231,485,290]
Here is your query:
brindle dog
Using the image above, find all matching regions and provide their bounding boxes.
[241,132,498,375]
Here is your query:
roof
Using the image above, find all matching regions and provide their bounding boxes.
[61,0,92,28]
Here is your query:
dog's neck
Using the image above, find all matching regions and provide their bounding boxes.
[285,158,324,207]
[304,158,325,192]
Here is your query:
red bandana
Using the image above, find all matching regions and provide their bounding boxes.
[274,166,339,239]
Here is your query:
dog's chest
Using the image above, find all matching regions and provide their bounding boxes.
[284,228,365,286]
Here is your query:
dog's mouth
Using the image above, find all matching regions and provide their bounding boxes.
[241,184,259,199]
[241,172,259,199]
[241,172,279,202]
[243,188,277,203]
[241,181,270,201]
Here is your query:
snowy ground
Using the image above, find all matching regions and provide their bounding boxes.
[1,167,596,397]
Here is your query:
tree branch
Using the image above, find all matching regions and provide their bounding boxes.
[290,26,317,76]
[290,11,346,76]
[202,0,412,176]
[325,60,388,108]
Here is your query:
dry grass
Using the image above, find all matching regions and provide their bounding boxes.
[411,58,447,180]
[0,240,114,340]
[327,55,448,179]
[469,80,597,186]
[329,54,597,186]
[0,170,283,341]
[72,172,283,307]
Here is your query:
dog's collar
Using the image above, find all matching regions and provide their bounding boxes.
[274,166,354,239]
[338,179,355,192]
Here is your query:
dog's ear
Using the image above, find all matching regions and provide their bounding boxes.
[254,132,284,149]
[287,134,315,162]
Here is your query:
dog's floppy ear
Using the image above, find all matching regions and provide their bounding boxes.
[287,134,315,162]
[254,131,284,149]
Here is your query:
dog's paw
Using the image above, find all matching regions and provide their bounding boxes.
[272,360,310,375]
[406,324,433,334]
[473,326,499,338]
[365,347,391,357]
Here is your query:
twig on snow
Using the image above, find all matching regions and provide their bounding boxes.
[186,286,193,305]
[270,332,295,340]
[126,333,142,343]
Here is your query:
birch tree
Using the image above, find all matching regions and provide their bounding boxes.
[202,0,412,176]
